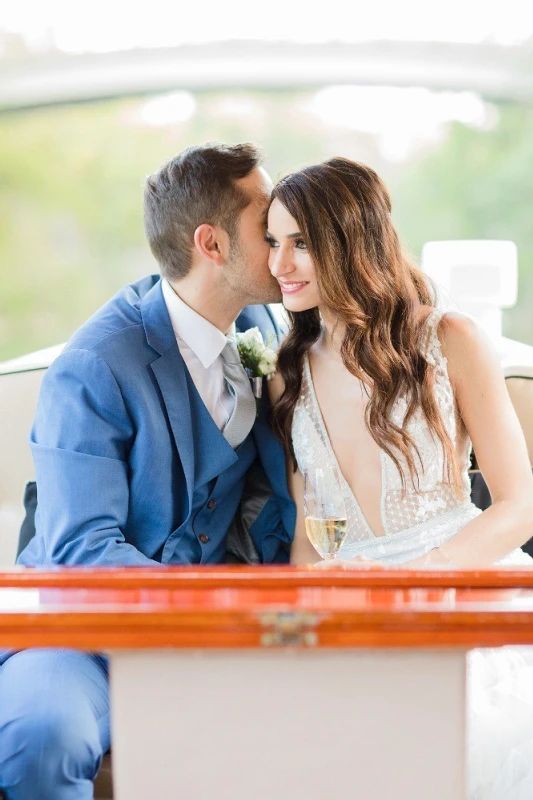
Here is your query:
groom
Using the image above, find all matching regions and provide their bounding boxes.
[0,142,295,799]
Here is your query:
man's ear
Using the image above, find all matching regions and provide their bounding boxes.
[193,224,229,267]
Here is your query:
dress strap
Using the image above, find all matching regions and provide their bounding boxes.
[423,308,447,370]
[422,308,458,442]
[302,351,312,392]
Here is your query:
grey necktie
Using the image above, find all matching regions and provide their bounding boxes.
[221,336,257,449]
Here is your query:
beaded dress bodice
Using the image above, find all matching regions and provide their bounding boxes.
[291,309,480,561]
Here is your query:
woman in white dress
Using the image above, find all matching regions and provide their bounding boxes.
[265,157,533,798]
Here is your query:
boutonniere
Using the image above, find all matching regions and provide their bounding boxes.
[235,327,278,405]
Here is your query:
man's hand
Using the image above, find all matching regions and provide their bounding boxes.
[313,555,388,569]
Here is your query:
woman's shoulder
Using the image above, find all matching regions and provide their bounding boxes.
[427,309,498,388]
[414,306,492,379]
[432,309,485,352]
[416,306,481,347]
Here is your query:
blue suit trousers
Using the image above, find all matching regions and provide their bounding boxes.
[0,649,110,799]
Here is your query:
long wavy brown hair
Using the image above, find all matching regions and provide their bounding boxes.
[271,157,462,495]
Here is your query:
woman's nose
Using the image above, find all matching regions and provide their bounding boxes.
[269,249,295,277]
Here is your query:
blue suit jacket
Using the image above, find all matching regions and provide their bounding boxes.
[18,276,295,567]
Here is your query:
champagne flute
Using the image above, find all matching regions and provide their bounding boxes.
[303,465,348,560]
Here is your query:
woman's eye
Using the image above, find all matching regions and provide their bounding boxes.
[294,239,307,250]
[265,237,279,248]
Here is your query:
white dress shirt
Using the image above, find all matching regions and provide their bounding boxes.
[161,278,235,430]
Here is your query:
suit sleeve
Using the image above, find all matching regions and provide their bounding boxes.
[26,348,161,566]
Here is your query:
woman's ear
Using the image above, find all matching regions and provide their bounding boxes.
[193,224,229,267]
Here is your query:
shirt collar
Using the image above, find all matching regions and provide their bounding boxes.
[162,278,229,369]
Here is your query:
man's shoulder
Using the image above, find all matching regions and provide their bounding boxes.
[64,274,161,359]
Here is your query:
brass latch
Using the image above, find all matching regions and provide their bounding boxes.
[259,611,319,647]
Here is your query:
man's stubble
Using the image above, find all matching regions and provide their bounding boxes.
[224,237,282,308]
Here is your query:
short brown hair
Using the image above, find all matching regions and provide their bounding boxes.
[143,142,263,281]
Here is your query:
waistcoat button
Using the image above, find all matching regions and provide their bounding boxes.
[199,533,209,544]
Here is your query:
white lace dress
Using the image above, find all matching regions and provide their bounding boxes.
[291,308,533,799]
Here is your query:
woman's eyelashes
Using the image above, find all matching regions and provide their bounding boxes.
[264,233,279,248]
[264,233,307,251]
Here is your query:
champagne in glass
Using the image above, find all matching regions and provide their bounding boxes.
[303,466,348,560]
[304,516,347,559]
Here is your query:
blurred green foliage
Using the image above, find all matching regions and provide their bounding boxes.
[0,92,532,361]
[391,104,533,347]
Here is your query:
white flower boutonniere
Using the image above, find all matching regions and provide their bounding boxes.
[235,327,278,405]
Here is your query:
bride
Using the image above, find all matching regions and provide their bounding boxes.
[265,157,533,798]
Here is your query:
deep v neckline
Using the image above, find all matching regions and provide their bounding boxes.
[303,353,385,539]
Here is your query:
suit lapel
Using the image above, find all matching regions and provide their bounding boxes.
[150,350,195,507]
[141,281,196,507]
[141,279,237,507]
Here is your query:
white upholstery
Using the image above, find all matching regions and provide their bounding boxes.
[0,368,46,566]
[505,376,533,466]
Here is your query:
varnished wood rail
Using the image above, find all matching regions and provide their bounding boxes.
[3,565,533,588]
[1,566,533,649]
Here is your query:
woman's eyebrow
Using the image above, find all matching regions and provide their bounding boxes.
[265,231,303,239]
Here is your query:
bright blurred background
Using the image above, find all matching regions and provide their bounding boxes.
[1,1,532,360]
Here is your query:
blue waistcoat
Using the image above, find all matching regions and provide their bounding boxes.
[162,373,257,564]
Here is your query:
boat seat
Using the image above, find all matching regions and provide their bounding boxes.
[505,375,533,466]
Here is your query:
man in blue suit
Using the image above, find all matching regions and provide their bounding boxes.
[0,143,295,799]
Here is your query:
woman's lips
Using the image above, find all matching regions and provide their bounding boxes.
[279,281,309,295]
